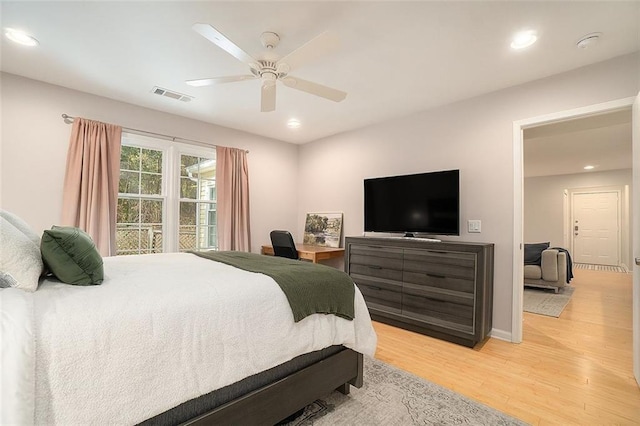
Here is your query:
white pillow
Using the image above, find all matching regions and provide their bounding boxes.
[0,210,40,246]
[0,217,43,292]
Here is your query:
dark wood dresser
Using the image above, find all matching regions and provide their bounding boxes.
[345,237,494,347]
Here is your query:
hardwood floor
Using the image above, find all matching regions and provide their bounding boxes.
[373,268,639,425]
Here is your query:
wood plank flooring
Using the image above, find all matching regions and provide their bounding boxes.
[373,268,639,425]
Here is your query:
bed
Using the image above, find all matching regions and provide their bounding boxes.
[1,251,377,425]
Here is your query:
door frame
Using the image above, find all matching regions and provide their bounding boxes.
[569,187,623,266]
[512,96,635,344]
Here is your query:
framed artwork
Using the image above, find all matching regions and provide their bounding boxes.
[303,212,343,248]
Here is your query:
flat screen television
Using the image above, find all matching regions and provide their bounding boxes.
[364,169,460,236]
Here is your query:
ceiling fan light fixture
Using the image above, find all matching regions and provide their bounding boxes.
[510,30,537,50]
[5,28,39,46]
[287,118,301,129]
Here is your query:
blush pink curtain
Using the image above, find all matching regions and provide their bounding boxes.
[61,118,122,256]
[216,146,251,251]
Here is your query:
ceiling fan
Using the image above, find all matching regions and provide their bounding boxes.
[187,23,347,112]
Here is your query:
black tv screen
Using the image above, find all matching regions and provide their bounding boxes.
[364,170,460,236]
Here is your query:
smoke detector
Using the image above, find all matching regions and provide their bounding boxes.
[576,32,602,49]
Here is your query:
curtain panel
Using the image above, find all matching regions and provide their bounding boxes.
[61,118,122,256]
[216,146,251,252]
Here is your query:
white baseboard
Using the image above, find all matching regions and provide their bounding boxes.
[489,328,513,342]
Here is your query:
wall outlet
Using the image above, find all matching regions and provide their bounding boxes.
[468,220,481,233]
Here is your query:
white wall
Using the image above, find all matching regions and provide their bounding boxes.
[0,72,299,254]
[3,54,639,338]
[297,53,640,337]
[524,169,633,267]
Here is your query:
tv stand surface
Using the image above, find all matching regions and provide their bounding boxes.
[345,237,494,347]
[375,235,442,242]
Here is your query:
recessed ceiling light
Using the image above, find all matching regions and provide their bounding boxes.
[510,30,537,50]
[583,165,595,170]
[287,118,301,129]
[5,28,39,47]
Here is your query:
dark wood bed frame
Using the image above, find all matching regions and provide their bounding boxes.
[183,348,363,426]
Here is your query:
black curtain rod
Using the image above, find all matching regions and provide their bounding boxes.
[61,114,249,153]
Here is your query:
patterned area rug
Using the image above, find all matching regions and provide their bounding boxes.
[574,263,629,273]
[523,286,575,317]
[285,357,526,426]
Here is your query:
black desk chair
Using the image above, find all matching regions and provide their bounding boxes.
[270,230,299,260]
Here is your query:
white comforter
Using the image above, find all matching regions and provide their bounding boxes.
[1,253,377,425]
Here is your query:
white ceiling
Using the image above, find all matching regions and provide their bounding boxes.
[524,109,633,178]
[1,1,639,145]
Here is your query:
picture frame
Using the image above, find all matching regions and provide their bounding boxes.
[303,212,343,248]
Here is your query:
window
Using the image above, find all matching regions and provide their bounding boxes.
[207,187,217,247]
[116,134,216,255]
[179,154,217,252]
[117,144,164,255]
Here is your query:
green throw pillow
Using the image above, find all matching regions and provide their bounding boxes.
[41,226,104,285]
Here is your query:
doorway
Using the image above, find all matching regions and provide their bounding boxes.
[570,190,621,266]
[512,96,636,344]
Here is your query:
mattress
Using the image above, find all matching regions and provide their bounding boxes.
[1,252,377,425]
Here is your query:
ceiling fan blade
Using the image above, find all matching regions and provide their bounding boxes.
[278,32,339,71]
[261,84,276,112]
[192,23,257,66]
[186,75,256,87]
[281,76,346,102]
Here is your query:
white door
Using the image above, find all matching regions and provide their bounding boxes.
[572,191,619,266]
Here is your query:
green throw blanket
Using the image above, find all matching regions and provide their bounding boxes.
[191,251,355,322]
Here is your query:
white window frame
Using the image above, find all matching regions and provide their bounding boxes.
[119,132,216,254]
[174,144,217,252]
[118,133,170,254]
[207,186,217,248]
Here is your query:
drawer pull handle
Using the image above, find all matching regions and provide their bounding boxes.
[426,273,446,279]
[369,265,382,269]
[370,286,382,291]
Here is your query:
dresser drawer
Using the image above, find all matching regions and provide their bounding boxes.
[349,245,402,267]
[402,282,473,305]
[353,275,402,314]
[402,293,474,331]
[403,249,475,280]
[403,271,474,293]
[348,244,403,280]
[349,263,403,281]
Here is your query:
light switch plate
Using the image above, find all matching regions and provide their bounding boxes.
[468,220,481,233]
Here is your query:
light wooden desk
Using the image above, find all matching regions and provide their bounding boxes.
[261,244,345,263]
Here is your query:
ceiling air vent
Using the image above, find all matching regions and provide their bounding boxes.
[151,86,193,102]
